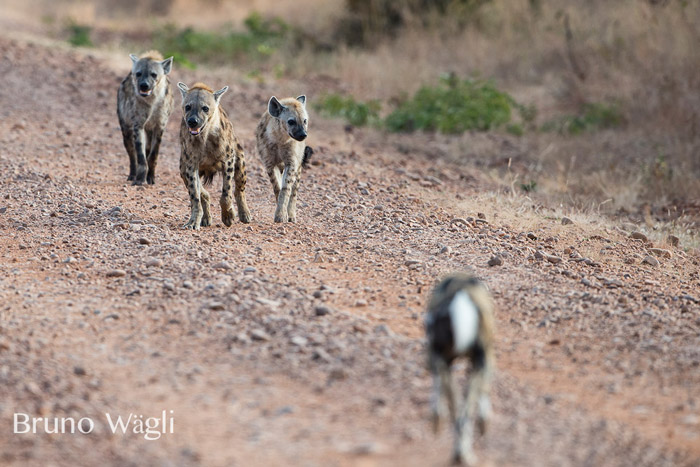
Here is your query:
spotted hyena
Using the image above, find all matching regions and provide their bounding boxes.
[177,82,251,230]
[256,95,313,223]
[425,274,496,465]
[117,51,174,185]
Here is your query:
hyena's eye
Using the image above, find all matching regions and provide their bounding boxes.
[202,106,209,113]
[185,105,191,111]
[287,119,296,126]
[135,72,142,77]
[303,119,307,125]
[150,73,157,78]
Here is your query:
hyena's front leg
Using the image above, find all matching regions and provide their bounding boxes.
[233,150,251,224]
[146,127,164,185]
[287,167,302,223]
[181,163,203,230]
[220,156,236,227]
[132,125,149,185]
[120,124,137,181]
[200,187,212,227]
[266,165,282,202]
[274,164,298,223]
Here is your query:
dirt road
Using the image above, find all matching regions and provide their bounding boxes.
[0,36,699,466]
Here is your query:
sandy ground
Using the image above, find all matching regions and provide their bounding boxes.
[0,35,699,466]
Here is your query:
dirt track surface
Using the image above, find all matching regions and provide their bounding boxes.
[0,37,699,466]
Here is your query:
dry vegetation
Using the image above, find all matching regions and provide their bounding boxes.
[2,0,698,242]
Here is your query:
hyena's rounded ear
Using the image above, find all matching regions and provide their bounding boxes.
[177,82,189,99]
[129,54,139,64]
[268,96,284,118]
[213,86,229,103]
[296,95,306,106]
[161,56,174,75]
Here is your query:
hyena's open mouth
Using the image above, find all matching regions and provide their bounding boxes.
[189,128,202,136]
[139,90,153,97]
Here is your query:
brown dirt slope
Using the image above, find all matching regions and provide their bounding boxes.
[0,37,699,466]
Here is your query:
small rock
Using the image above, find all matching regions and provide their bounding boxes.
[488,255,503,267]
[440,245,452,255]
[561,216,574,225]
[106,269,126,278]
[649,248,672,259]
[630,231,648,242]
[290,336,308,346]
[477,212,486,220]
[404,259,422,267]
[213,261,232,270]
[243,266,257,273]
[250,329,270,341]
[642,255,659,267]
[312,348,332,363]
[73,366,86,376]
[355,299,368,307]
[207,301,225,311]
[315,305,332,316]
[312,290,323,299]
[145,258,163,268]
[545,254,563,264]
[138,237,151,245]
[527,232,538,240]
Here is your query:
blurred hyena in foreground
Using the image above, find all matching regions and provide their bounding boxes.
[256,95,313,223]
[177,82,251,230]
[117,51,174,185]
[425,274,496,465]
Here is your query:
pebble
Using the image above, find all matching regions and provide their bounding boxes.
[355,299,368,307]
[213,261,232,270]
[667,235,680,247]
[243,266,257,273]
[649,248,672,259]
[73,366,86,376]
[290,336,308,346]
[145,258,163,268]
[561,217,574,225]
[138,237,151,245]
[106,269,126,278]
[250,329,270,341]
[488,255,503,267]
[630,231,648,242]
[315,305,332,316]
[207,301,225,311]
[545,254,563,264]
[642,255,659,267]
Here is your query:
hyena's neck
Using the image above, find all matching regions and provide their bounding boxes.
[270,117,291,143]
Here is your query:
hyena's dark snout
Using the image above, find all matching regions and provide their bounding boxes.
[187,117,200,129]
[292,130,307,142]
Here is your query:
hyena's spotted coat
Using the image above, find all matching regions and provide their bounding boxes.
[117,51,174,185]
[256,95,312,223]
[177,82,251,230]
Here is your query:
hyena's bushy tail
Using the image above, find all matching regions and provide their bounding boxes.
[302,146,314,168]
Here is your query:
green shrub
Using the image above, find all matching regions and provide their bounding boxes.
[384,75,514,133]
[315,93,381,127]
[152,13,289,68]
[66,23,93,47]
[541,102,623,135]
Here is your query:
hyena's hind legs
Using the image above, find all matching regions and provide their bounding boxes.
[220,156,236,227]
[146,127,164,185]
[429,354,457,434]
[233,153,251,224]
[453,349,493,465]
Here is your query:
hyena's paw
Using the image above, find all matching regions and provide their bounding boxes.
[200,213,213,228]
[133,165,148,186]
[238,207,251,224]
[287,215,296,223]
[127,173,135,182]
[221,208,235,227]
[452,449,477,467]
[273,213,286,223]
[182,218,201,230]
[147,174,156,185]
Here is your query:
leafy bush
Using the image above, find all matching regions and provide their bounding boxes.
[541,102,623,135]
[66,23,93,47]
[153,13,289,68]
[384,75,514,133]
[315,93,381,127]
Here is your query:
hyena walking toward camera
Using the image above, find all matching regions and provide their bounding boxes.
[177,82,251,230]
[256,95,313,223]
[425,274,496,465]
[117,51,174,185]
